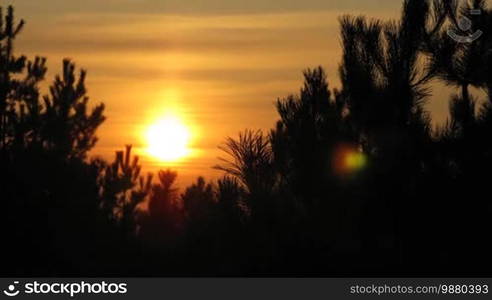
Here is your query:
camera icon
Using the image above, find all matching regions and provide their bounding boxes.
[447,9,483,43]
[3,281,20,297]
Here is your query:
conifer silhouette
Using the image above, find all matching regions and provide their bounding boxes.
[99,145,152,234]
[139,169,183,248]
[3,0,492,276]
[42,59,105,160]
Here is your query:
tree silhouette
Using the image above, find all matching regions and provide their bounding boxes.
[0,6,44,151]
[0,5,118,276]
[271,67,349,201]
[429,1,492,268]
[216,176,245,225]
[11,57,47,150]
[41,60,105,160]
[139,169,183,248]
[99,145,152,235]
[182,176,215,226]
[3,0,492,276]
[337,0,452,266]
[214,130,276,221]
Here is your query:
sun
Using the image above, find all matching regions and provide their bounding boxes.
[146,116,191,162]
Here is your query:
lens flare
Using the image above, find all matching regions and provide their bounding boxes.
[345,151,367,170]
[332,144,367,176]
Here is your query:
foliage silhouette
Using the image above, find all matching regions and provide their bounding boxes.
[42,59,105,160]
[3,0,492,276]
[143,169,181,241]
[1,6,138,276]
[99,145,152,235]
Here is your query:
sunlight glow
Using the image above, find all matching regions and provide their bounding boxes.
[146,116,191,162]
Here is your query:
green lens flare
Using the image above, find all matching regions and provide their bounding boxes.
[345,152,367,171]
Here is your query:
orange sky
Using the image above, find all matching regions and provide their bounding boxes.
[11,0,464,187]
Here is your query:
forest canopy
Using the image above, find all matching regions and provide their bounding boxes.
[1,0,492,276]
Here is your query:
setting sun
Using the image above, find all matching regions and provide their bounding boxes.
[146,116,191,162]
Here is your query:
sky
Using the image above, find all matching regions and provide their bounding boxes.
[9,0,463,187]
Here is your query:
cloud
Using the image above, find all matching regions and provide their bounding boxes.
[13,0,402,17]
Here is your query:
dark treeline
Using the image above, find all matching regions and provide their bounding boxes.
[2,0,492,276]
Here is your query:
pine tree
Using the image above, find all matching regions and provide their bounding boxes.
[41,59,105,160]
[99,145,152,234]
